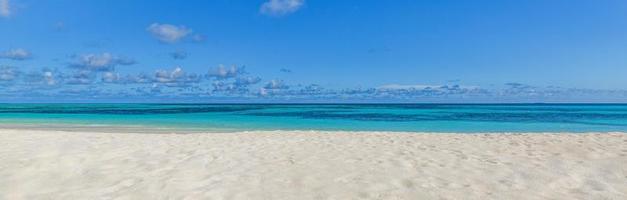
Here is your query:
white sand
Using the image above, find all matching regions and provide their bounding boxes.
[0,129,626,200]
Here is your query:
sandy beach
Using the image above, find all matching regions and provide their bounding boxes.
[0,129,625,200]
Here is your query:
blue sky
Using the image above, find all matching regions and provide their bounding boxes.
[1,0,627,102]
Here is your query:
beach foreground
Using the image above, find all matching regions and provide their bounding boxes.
[1,129,625,199]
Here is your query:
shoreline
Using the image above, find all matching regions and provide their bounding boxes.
[1,123,627,134]
[1,129,626,199]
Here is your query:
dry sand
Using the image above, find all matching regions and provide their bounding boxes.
[0,129,626,200]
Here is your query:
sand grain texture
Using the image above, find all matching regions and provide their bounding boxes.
[0,129,626,199]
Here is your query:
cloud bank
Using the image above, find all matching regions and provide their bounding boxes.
[0,52,625,102]
[1,53,626,102]
[1,63,626,102]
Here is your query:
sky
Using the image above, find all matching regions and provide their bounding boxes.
[1,0,627,103]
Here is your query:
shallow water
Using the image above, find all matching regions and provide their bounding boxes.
[0,104,626,132]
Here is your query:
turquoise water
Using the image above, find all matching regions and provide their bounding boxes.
[0,104,626,132]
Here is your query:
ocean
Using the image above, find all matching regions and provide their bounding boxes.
[0,104,626,133]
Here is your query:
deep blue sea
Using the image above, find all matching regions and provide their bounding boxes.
[0,104,626,133]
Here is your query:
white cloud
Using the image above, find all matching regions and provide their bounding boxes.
[377,84,443,90]
[70,53,135,71]
[42,71,57,86]
[0,66,18,82]
[207,64,245,79]
[258,79,290,96]
[378,84,479,90]
[258,88,269,96]
[235,76,261,86]
[154,67,200,87]
[0,0,10,18]
[123,74,151,84]
[264,79,289,89]
[101,72,120,83]
[0,49,32,60]
[66,71,94,85]
[155,67,184,83]
[260,0,304,16]
[211,81,237,92]
[147,23,192,43]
